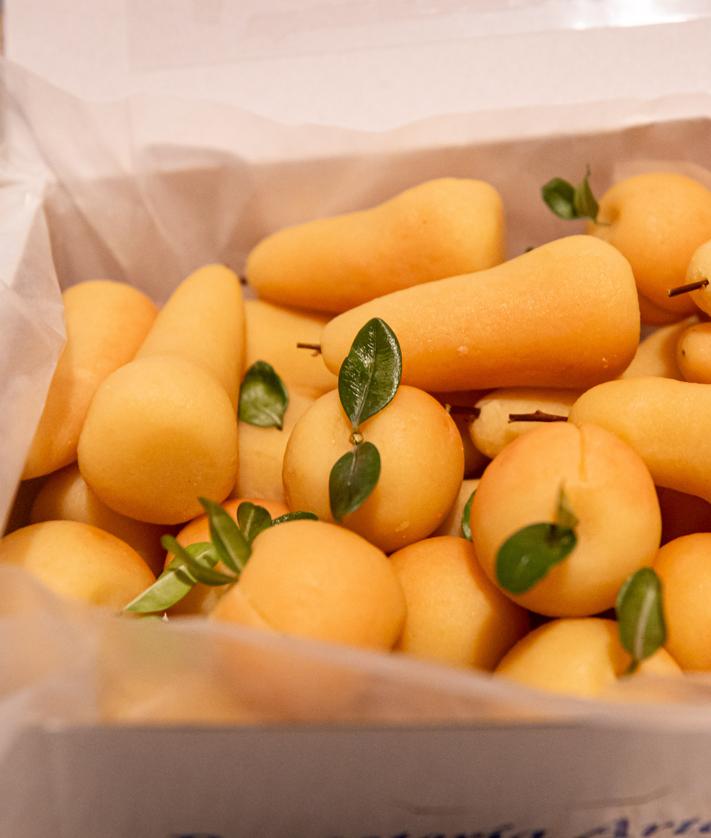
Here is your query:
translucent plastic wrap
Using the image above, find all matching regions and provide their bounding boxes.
[3,57,711,756]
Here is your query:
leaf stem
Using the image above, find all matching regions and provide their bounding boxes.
[667,278,709,297]
[508,411,568,424]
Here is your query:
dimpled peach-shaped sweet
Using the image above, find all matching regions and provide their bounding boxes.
[0,520,154,609]
[588,172,711,316]
[657,487,711,544]
[235,391,315,503]
[622,317,695,379]
[569,377,711,503]
[283,387,464,553]
[495,618,680,699]
[30,464,166,576]
[654,534,711,670]
[469,388,580,460]
[391,536,528,669]
[23,280,157,480]
[166,497,289,616]
[321,236,639,392]
[244,299,336,398]
[78,355,238,525]
[136,264,244,406]
[434,478,479,538]
[471,423,661,617]
[676,322,711,383]
[246,178,504,314]
[212,520,405,650]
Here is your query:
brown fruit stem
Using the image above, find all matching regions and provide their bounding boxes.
[508,410,568,424]
[667,278,709,297]
[296,342,322,355]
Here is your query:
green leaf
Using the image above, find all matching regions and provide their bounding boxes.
[329,441,381,522]
[541,177,577,220]
[124,541,226,614]
[460,488,476,541]
[616,567,666,672]
[165,541,217,572]
[237,502,273,544]
[161,535,236,586]
[338,318,402,430]
[123,566,196,613]
[555,486,578,530]
[541,169,599,222]
[238,360,289,430]
[496,522,577,594]
[272,511,319,526]
[573,168,599,222]
[199,497,251,574]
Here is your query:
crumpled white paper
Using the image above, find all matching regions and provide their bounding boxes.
[2,57,711,752]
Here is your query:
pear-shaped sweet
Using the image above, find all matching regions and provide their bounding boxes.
[246,178,504,313]
[321,236,639,392]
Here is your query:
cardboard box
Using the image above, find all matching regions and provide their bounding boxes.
[5,6,711,836]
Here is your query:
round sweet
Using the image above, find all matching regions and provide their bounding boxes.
[390,536,528,669]
[30,464,166,575]
[166,497,289,616]
[677,322,711,383]
[471,422,661,616]
[283,386,464,552]
[212,519,405,650]
[469,388,579,459]
[654,533,711,670]
[78,355,238,525]
[0,520,154,609]
[495,618,680,699]
[588,172,711,314]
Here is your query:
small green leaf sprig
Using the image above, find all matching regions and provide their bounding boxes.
[329,318,402,521]
[238,360,289,429]
[616,567,667,674]
[496,487,578,594]
[541,166,600,223]
[124,500,316,614]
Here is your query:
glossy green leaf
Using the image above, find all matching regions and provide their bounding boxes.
[338,318,402,430]
[271,511,319,526]
[541,177,577,220]
[329,441,381,522]
[542,169,599,222]
[165,541,216,572]
[573,169,599,222]
[123,566,196,614]
[237,502,273,544]
[616,567,666,672]
[460,488,476,541]
[238,360,289,430]
[124,540,228,614]
[161,535,236,586]
[199,497,250,573]
[496,522,577,594]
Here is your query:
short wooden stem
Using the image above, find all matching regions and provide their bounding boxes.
[508,411,568,424]
[667,278,709,298]
[296,342,322,355]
